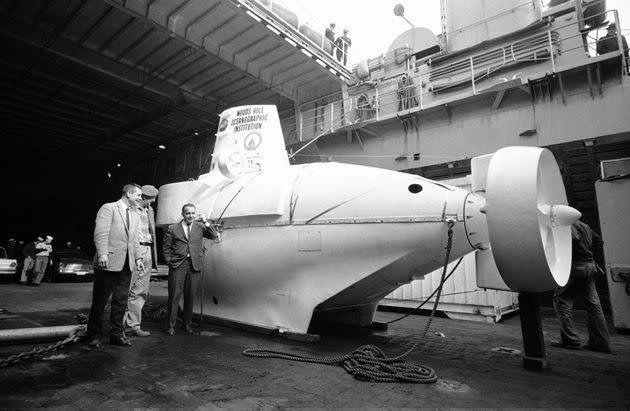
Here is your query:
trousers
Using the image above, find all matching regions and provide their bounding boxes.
[124,245,153,328]
[20,256,35,282]
[553,261,610,351]
[166,258,198,329]
[32,256,49,284]
[87,260,132,338]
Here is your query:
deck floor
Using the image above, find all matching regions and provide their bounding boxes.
[1,280,628,409]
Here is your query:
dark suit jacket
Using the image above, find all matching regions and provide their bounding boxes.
[162,220,218,272]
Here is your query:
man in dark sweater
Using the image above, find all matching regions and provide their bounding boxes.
[552,220,611,353]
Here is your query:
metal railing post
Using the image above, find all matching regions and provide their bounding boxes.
[470,56,476,94]
[547,29,556,73]
[330,101,334,132]
[375,87,379,121]
[299,110,303,142]
[418,74,424,110]
[613,10,627,76]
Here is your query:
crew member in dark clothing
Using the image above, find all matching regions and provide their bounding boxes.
[6,239,16,258]
[335,29,351,65]
[19,237,41,285]
[13,240,24,282]
[552,220,611,353]
[596,22,630,75]
[324,23,336,55]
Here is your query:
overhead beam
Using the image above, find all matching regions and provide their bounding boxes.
[96,93,191,147]
[78,5,115,45]
[102,0,298,102]
[0,90,123,129]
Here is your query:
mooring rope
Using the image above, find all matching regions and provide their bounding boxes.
[243,220,456,383]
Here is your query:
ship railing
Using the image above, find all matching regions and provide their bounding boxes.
[290,5,628,144]
[250,0,351,71]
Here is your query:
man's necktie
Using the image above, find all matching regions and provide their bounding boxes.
[186,223,190,239]
[126,207,130,229]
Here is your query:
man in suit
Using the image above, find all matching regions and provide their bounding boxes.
[124,184,159,337]
[163,203,219,336]
[87,183,145,348]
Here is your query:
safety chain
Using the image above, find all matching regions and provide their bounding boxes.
[0,325,86,368]
[75,312,88,324]
[243,220,456,384]
[142,302,168,320]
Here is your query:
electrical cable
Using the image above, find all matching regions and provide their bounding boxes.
[242,220,457,383]
[384,257,463,325]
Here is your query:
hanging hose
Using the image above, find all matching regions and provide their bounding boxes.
[243,220,457,383]
[384,256,463,326]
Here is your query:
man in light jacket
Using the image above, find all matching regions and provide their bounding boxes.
[86,184,145,348]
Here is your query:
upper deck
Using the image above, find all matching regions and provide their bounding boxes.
[285,1,629,148]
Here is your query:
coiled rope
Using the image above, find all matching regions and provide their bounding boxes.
[243,220,456,383]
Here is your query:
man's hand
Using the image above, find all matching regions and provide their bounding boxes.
[136,259,145,273]
[198,212,207,223]
[98,255,108,269]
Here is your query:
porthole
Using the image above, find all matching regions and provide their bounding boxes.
[408,184,423,194]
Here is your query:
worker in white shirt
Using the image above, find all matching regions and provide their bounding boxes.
[31,235,53,286]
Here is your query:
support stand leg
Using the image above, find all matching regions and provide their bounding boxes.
[518,292,548,371]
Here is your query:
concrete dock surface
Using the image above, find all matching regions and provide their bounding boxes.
[1,280,628,409]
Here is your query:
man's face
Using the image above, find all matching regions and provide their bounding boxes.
[182,206,196,224]
[127,188,142,206]
[66,242,72,248]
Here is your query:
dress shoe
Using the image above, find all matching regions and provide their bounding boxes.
[129,327,151,337]
[88,337,103,349]
[183,325,194,335]
[29,283,39,287]
[165,328,175,336]
[109,335,132,347]
[18,281,27,285]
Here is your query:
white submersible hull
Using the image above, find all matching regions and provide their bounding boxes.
[157,105,579,334]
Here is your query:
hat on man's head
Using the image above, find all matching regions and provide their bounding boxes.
[608,22,617,31]
[141,185,159,197]
[46,235,53,241]
[8,238,15,243]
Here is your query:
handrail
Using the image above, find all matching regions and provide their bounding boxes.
[254,0,351,69]
[283,6,627,143]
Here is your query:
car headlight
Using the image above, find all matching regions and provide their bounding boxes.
[10,262,16,268]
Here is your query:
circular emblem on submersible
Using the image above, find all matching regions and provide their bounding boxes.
[243,131,262,151]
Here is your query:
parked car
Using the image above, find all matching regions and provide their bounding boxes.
[45,249,94,282]
[0,247,17,277]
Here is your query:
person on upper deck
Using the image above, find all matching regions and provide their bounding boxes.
[596,22,630,74]
[335,29,351,65]
[325,23,336,56]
